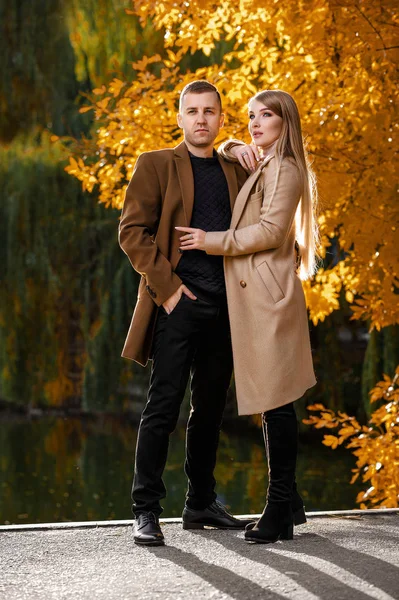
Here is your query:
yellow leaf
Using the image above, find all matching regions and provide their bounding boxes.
[92,85,106,95]
[79,106,94,114]
[323,435,339,449]
[97,97,110,111]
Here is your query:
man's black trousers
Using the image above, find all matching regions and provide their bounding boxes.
[132,295,233,517]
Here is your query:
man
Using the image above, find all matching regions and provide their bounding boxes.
[119,80,249,546]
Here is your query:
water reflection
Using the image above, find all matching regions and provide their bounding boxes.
[0,417,364,524]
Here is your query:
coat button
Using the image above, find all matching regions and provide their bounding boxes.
[240,280,247,288]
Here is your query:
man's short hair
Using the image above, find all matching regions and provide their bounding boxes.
[179,80,222,112]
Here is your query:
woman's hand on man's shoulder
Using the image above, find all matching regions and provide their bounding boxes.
[231,143,260,172]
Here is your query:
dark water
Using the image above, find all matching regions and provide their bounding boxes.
[0,416,365,525]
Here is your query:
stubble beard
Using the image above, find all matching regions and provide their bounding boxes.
[185,131,217,149]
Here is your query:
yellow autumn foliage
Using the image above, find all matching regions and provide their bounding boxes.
[65,0,399,329]
[304,366,399,508]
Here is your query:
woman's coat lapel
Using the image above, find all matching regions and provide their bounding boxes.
[230,155,275,229]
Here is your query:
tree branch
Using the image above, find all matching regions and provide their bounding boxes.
[355,4,387,50]
[376,46,399,51]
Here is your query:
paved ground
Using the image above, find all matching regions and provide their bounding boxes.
[1,513,398,600]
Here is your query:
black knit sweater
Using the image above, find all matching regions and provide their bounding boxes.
[175,152,231,304]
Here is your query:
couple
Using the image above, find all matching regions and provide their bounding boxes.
[119,80,318,546]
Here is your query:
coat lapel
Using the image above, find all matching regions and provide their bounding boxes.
[218,156,238,211]
[174,141,194,226]
[230,155,275,229]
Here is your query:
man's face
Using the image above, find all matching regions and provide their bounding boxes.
[177,92,224,148]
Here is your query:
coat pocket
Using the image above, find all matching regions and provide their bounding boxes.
[248,190,263,203]
[256,260,285,303]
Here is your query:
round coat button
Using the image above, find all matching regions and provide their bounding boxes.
[240,280,247,288]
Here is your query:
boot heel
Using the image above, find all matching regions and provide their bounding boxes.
[293,506,306,526]
[182,522,204,530]
[279,523,294,540]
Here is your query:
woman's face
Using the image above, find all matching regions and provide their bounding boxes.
[248,99,283,150]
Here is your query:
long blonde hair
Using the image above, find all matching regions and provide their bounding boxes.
[251,90,319,279]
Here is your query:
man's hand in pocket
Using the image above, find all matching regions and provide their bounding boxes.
[162,285,197,315]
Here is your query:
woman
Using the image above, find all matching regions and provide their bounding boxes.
[176,89,318,543]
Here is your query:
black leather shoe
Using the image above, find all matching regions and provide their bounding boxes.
[182,500,253,530]
[133,512,165,546]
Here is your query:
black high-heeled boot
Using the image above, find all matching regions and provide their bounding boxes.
[245,482,306,531]
[292,480,306,525]
[245,502,294,543]
[245,403,298,544]
[246,406,306,532]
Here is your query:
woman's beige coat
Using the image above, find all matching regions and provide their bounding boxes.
[204,155,316,415]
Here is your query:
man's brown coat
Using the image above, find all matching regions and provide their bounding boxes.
[118,140,247,366]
